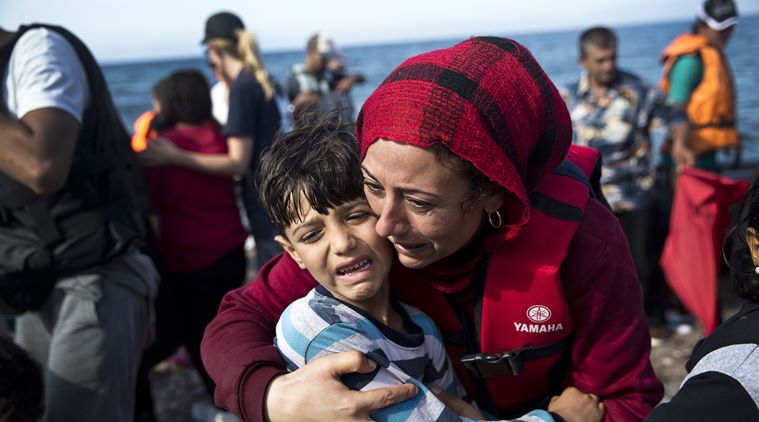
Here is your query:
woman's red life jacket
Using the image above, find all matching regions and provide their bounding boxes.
[391,145,601,417]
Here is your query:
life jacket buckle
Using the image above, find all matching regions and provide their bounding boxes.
[460,350,524,379]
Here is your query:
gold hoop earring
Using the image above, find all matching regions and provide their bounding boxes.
[488,210,502,229]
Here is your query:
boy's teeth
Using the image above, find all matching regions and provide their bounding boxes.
[338,259,370,275]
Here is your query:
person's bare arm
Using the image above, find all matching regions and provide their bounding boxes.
[0,108,79,193]
[291,91,320,118]
[668,113,694,171]
[140,134,252,178]
[334,74,365,95]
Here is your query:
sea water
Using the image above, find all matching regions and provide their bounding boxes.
[103,15,759,162]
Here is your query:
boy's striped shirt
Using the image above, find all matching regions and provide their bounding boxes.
[275,285,555,422]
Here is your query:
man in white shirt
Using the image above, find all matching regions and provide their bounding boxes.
[0,24,158,422]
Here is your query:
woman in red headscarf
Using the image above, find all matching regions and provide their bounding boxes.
[201,37,662,422]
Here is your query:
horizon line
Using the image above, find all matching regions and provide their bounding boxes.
[100,13,740,65]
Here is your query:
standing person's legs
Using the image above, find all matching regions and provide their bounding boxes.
[240,173,281,267]
[16,251,158,422]
[616,208,649,283]
[651,169,691,325]
[616,207,668,328]
[176,245,246,394]
[134,266,181,422]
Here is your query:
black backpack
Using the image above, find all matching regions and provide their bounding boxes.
[0,24,149,314]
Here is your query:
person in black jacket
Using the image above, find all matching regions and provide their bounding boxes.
[646,175,759,421]
[0,24,158,422]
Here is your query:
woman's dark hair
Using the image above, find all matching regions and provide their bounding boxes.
[255,112,363,234]
[151,69,214,132]
[724,175,759,302]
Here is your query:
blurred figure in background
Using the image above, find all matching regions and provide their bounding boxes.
[285,32,364,122]
[660,0,740,173]
[130,80,168,152]
[561,26,689,340]
[207,48,232,125]
[140,11,282,269]
[134,70,248,422]
[646,175,759,421]
[0,23,158,422]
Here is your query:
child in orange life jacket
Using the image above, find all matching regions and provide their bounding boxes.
[259,113,605,422]
[130,81,167,152]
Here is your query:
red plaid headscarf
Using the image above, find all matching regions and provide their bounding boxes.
[357,37,572,239]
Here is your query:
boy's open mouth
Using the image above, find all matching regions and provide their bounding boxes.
[336,259,372,276]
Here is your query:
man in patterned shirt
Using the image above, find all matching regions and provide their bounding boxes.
[561,27,689,338]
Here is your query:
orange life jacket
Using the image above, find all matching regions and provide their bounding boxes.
[391,145,601,417]
[660,33,737,154]
[131,110,156,152]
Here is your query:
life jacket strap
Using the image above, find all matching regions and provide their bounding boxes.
[529,191,583,222]
[551,158,610,210]
[692,119,736,129]
[460,335,572,379]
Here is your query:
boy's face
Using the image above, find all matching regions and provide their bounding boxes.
[276,194,394,308]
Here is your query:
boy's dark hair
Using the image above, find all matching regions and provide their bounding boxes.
[0,337,44,422]
[151,69,215,132]
[255,112,363,234]
[579,26,617,58]
[725,175,759,302]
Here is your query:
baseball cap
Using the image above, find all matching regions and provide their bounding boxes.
[698,0,739,31]
[202,12,245,44]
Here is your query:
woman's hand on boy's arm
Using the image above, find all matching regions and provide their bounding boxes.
[264,351,417,422]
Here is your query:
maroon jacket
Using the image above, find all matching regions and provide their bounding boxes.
[201,198,663,422]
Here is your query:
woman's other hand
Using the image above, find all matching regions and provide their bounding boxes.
[548,386,605,422]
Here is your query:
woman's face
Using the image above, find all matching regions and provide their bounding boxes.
[207,48,233,86]
[361,139,503,269]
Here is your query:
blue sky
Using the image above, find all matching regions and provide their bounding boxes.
[3,0,758,63]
